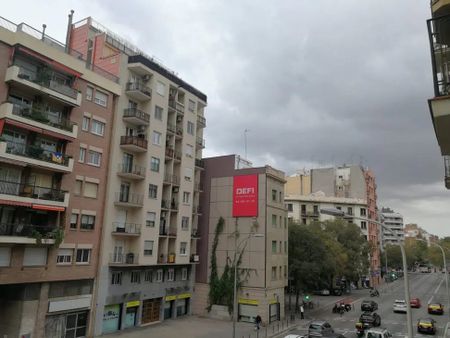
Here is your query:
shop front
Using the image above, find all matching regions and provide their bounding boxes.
[238,298,258,323]
[269,300,280,323]
[102,304,121,334]
[164,295,176,319]
[141,298,161,324]
[124,300,140,328]
[176,293,191,317]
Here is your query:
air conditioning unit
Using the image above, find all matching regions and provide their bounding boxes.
[142,74,151,82]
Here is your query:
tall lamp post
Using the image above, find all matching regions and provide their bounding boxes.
[320,208,413,338]
[233,233,264,338]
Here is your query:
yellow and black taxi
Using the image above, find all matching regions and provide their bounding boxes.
[427,303,444,315]
[417,318,436,334]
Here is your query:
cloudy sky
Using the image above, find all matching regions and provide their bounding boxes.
[3,1,449,236]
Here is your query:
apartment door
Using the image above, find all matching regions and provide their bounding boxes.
[3,130,26,154]
[115,210,127,232]
[141,298,161,324]
[0,166,21,195]
[122,153,133,173]
[119,183,130,203]
[113,240,124,263]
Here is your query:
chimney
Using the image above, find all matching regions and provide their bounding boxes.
[65,10,74,53]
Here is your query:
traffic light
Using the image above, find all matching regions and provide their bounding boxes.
[304,295,310,301]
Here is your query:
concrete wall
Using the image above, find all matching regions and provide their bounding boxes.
[285,174,310,195]
[311,168,335,196]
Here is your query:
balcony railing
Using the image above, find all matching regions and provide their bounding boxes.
[159,225,168,236]
[167,123,176,134]
[445,156,450,189]
[117,163,146,178]
[176,102,185,114]
[169,100,176,111]
[120,135,148,150]
[114,192,144,206]
[197,115,206,128]
[195,158,204,168]
[5,140,71,167]
[123,108,150,124]
[110,253,138,265]
[164,173,179,185]
[175,126,183,136]
[196,137,205,148]
[174,150,182,161]
[126,82,152,97]
[165,147,174,158]
[161,199,171,209]
[193,205,202,214]
[428,15,450,96]
[112,222,141,235]
[168,227,177,236]
[0,223,56,237]
[11,103,75,132]
[0,180,66,202]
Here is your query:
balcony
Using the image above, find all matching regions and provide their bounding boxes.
[0,180,69,209]
[111,222,141,236]
[0,103,78,139]
[191,228,200,239]
[165,147,174,159]
[120,135,148,152]
[123,108,150,126]
[196,137,205,149]
[175,126,183,138]
[167,123,176,135]
[159,225,168,236]
[445,156,450,189]
[174,150,182,161]
[176,102,185,115]
[5,65,81,107]
[190,254,200,263]
[117,163,146,180]
[195,158,204,169]
[168,227,177,237]
[161,199,171,210]
[164,173,179,186]
[193,205,202,215]
[0,141,74,173]
[109,253,139,266]
[114,192,143,208]
[125,82,152,101]
[431,0,450,16]
[194,182,203,192]
[0,223,58,244]
[197,115,206,128]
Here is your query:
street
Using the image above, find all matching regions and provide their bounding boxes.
[280,273,450,338]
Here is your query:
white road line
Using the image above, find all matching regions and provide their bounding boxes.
[428,277,444,304]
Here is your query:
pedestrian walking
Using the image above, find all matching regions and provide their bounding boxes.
[300,304,304,319]
[255,315,262,330]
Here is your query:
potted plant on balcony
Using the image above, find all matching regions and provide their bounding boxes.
[27,143,44,159]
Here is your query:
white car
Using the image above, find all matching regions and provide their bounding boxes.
[393,300,407,313]
[284,335,305,338]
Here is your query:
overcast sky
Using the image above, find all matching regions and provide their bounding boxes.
[3,1,449,236]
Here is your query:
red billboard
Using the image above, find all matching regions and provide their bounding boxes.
[232,174,258,217]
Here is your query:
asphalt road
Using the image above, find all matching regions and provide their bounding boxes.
[280,273,450,338]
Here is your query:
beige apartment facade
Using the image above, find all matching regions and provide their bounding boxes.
[194,155,288,324]
[0,16,120,338]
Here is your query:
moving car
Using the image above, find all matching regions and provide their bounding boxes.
[361,300,378,312]
[417,318,436,334]
[410,298,421,308]
[428,303,444,315]
[365,328,393,338]
[284,335,305,338]
[359,311,381,327]
[393,300,407,313]
[308,320,334,338]
[314,289,331,296]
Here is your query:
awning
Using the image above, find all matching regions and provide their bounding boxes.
[5,119,74,142]
[0,199,32,207]
[32,204,65,212]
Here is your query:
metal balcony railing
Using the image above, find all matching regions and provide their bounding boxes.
[0,223,56,237]
[5,140,71,166]
[110,253,138,264]
[428,15,450,96]
[445,156,450,189]
[196,137,205,148]
[197,115,206,128]
[167,123,176,134]
[164,173,179,185]
[117,163,146,177]
[123,108,150,123]
[112,222,141,234]
[159,225,168,236]
[11,103,75,132]
[165,147,174,158]
[114,192,143,205]
[126,82,152,97]
[120,135,148,150]
[0,180,66,201]
[195,158,204,168]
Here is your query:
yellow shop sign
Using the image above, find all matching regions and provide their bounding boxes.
[238,298,259,305]
[126,300,140,308]
[165,295,177,301]
[177,293,191,299]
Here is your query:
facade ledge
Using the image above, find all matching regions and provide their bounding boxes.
[0,235,55,245]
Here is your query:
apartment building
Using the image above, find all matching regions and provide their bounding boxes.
[0,16,121,338]
[404,223,439,245]
[380,207,404,246]
[193,155,288,324]
[309,165,381,286]
[285,170,311,195]
[285,192,369,238]
[427,1,450,189]
[66,17,207,334]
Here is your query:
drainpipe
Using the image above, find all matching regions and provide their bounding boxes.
[65,10,74,53]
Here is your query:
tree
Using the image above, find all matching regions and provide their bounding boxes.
[381,244,402,270]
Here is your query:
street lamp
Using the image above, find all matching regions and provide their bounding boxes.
[232,233,264,338]
[320,208,413,338]
[416,238,450,320]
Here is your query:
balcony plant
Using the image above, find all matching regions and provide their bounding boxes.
[27,144,44,159]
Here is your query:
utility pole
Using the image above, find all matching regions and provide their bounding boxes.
[244,129,249,159]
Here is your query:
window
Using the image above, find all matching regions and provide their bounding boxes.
[279,192,282,203]
[272,241,277,254]
[181,216,189,230]
[272,189,277,201]
[279,266,282,279]
[183,192,190,204]
[91,120,105,136]
[94,90,108,107]
[0,247,11,267]
[83,182,98,199]
[313,205,319,215]
[23,247,47,266]
[87,150,102,166]
[156,81,165,96]
[152,131,161,145]
[155,269,163,282]
[65,312,87,338]
[111,272,122,285]
[154,105,163,120]
[80,215,95,230]
[271,267,277,280]
[167,268,175,281]
[184,168,193,181]
[181,267,188,281]
[302,218,307,225]
[272,214,277,227]
[361,221,367,230]
[279,241,282,253]
[284,265,287,278]
[131,271,141,284]
[180,242,187,256]
[284,241,287,253]
[284,217,287,229]
[360,208,367,217]
[187,121,195,135]
[148,184,158,199]
[79,147,86,162]
[287,203,293,212]
[74,180,82,195]
[279,216,282,228]
[75,249,91,264]
[185,144,194,157]
[150,157,160,172]
[144,240,154,256]
[146,212,156,227]
[144,270,152,282]
[301,205,306,214]
[56,249,73,264]
[188,99,195,112]
[82,117,90,131]
[70,213,78,229]
[86,86,93,101]
[347,207,353,215]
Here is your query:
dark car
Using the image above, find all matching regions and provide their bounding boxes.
[359,311,381,327]
[361,300,378,312]
[417,318,436,334]
[308,321,334,338]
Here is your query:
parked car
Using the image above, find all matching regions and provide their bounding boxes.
[393,300,407,313]
[417,318,436,334]
[332,288,343,296]
[308,320,334,338]
[365,328,393,338]
[284,335,305,338]
[410,298,421,308]
[361,300,378,312]
[428,303,444,315]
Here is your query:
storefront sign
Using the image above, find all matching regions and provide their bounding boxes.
[238,298,259,305]
[177,293,191,299]
[165,295,177,301]
[48,295,92,313]
[269,299,278,305]
[126,300,140,308]
[232,174,258,217]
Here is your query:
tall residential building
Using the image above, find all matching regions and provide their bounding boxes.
[310,165,381,286]
[193,155,288,324]
[285,192,369,239]
[404,223,439,245]
[0,16,120,338]
[380,207,404,246]
[67,17,207,334]
[427,1,450,189]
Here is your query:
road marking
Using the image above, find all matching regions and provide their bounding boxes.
[428,277,444,304]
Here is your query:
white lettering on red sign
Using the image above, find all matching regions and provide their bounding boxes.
[236,187,255,195]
